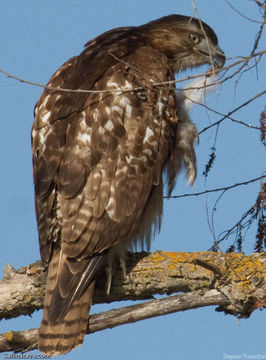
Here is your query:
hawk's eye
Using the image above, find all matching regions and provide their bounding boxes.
[189,33,200,44]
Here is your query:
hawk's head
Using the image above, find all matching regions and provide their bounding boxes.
[141,14,225,71]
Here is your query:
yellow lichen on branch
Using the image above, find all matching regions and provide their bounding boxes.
[0,251,265,353]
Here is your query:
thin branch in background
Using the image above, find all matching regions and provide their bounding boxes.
[164,50,266,90]
[225,0,263,23]
[209,182,266,252]
[185,95,261,131]
[205,197,218,249]
[217,51,265,89]
[0,50,265,95]
[241,1,265,83]
[222,113,261,130]
[165,175,266,199]
[199,90,266,134]
[0,65,216,93]
[0,67,143,95]
[251,0,266,11]
[250,11,266,56]
[232,52,262,96]
[210,189,227,251]
[191,0,217,74]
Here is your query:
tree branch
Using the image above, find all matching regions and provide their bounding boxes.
[0,251,265,353]
[1,50,265,94]
[225,0,263,23]
[0,289,230,353]
[251,0,266,11]
[198,90,266,134]
[165,175,266,199]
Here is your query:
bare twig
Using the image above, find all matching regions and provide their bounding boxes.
[1,50,265,94]
[251,0,266,11]
[212,184,266,248]
[159,50,266,88]
[165,175,266,199]
[0,67,142,95]
[199,90,266,134]
[250,12,266,55]
[225,0,263,23]
[184,95,261,131]
[191,0,217,73]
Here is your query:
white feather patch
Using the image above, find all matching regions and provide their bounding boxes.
[39,95,51,110]
[182,74,218,111]
[143,127,154,143]
[77,131,91,144]
[105,120,114,131]
[41,111,51,125]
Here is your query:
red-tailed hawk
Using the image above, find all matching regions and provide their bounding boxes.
[32,14,225,355]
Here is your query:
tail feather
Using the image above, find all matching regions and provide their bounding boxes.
[39,249,104,356]
[49,254,104,323]
[39,281,94,355]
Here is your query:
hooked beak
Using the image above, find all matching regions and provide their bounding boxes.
[211,45,226,68]
[197,43,226,68]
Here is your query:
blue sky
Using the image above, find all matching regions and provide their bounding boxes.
[0,1,265,359]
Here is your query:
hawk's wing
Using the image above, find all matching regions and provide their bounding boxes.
[32,45,177,354]
[32,45,177,262]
